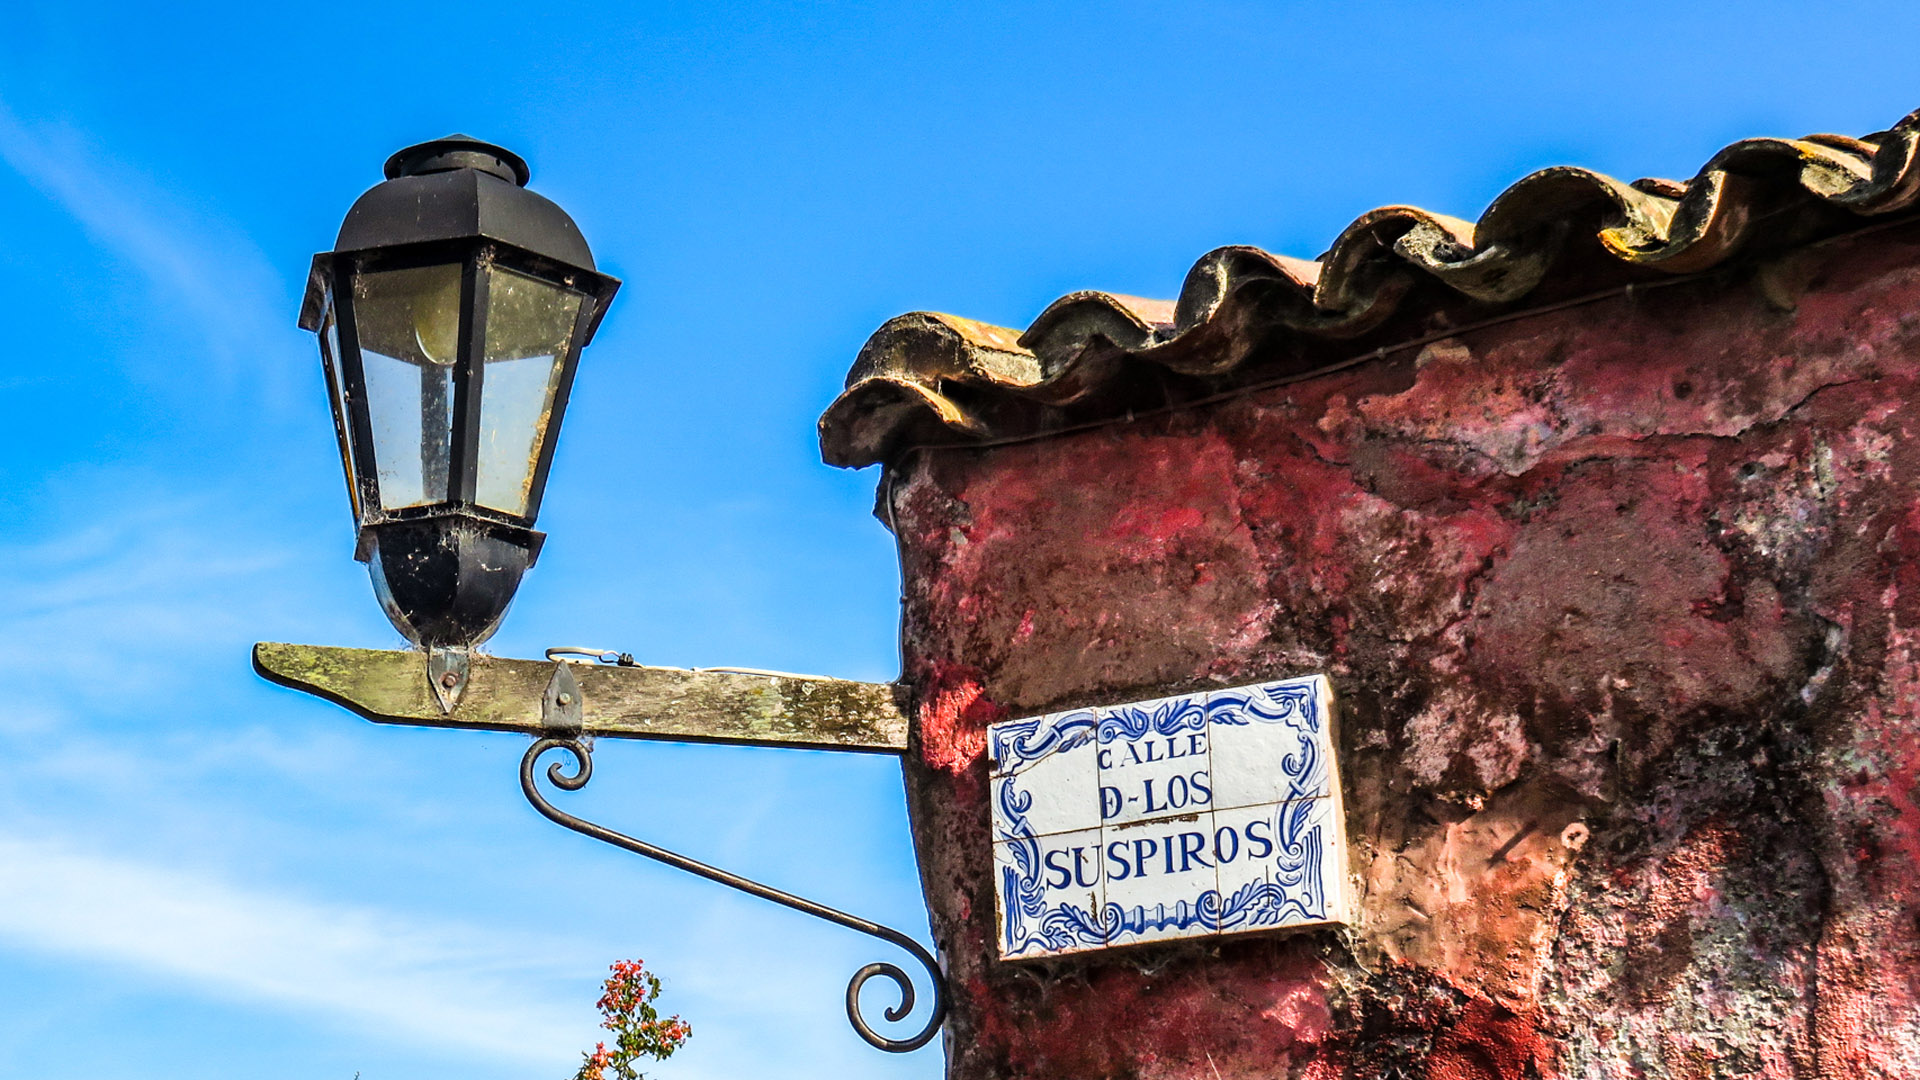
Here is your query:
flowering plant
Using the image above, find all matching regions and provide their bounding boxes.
[572,959,691,1080]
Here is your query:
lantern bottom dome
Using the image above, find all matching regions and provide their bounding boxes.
[360,514,542,649]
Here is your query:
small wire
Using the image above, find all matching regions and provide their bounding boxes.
[873,271,1694,537]
[891,275,1690,460]
[543,647,838,682]
[544,647,636,666]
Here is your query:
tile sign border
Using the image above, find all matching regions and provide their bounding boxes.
[988,675,1348,960]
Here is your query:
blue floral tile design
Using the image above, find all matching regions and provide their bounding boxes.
[1212,797,1341,933]
[990,705,1109,958]
[1206,676,1333,810]
[993,828,1106,958]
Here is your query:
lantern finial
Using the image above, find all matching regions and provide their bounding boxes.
[383,135,531,186]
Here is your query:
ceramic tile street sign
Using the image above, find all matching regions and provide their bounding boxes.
[988,675,1347,960]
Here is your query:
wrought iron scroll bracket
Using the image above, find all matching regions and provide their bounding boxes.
[519,737,947,1053]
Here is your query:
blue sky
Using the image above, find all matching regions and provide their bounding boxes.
[1,2,1917,1077]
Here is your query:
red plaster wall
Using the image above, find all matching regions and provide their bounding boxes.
[889,229,1920,1079]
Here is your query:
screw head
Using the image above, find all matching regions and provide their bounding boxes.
[557,692,574,706]
[441,671,460,688]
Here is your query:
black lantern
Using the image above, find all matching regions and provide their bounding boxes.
[298,136,619,650]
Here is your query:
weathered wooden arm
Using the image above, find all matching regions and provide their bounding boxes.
[252,642,908,753]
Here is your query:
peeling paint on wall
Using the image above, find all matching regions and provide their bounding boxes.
[888,228,1920,1079]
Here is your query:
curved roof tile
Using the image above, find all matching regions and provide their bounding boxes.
[820,107,1920,468]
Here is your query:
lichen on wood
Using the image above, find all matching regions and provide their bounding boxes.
[252,642,907,753]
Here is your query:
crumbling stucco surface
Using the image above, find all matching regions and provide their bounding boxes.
[886,227,1920,1079]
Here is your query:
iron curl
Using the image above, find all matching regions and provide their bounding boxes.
[847,954,944,1051]
[530,737,591,790]
[519,737,945,1053]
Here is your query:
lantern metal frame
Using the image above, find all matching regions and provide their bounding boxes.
[305,237,619,541]
[296,135,621,650]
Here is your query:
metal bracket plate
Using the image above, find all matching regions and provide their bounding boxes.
[427,647,470,714]
[542,661,584,733]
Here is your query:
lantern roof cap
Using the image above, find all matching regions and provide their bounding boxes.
[299,136,615,336]
[329,136,594,269]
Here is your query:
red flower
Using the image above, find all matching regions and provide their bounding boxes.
[571,959,690,1080]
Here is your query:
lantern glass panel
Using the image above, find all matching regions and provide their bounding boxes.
[351,263,464,510]
[474,265,582,516]
[316,295,362,521]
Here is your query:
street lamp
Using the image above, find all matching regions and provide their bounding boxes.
[297,135,619,653]
[264,137,944,1056]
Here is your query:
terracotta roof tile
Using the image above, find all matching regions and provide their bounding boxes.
[820,107,1920,468]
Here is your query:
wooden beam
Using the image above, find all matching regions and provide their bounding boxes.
[253,642,908,754]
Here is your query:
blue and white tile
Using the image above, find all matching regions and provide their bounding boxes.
[1211,797,1346,936]
[993,826,1107,959]
[990,706,1099,776]
[1095,721,1214,828]
[989,708,1103,840]
[1101,811,1218,947]
[1206,676,1334,812]
[1092,690,1217,827]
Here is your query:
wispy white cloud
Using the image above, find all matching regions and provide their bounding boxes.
[0,484,599,1068]
[0,100,298,407]
[0,485,302,734]
[0,830,593,1065]
[4,489,284,634]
